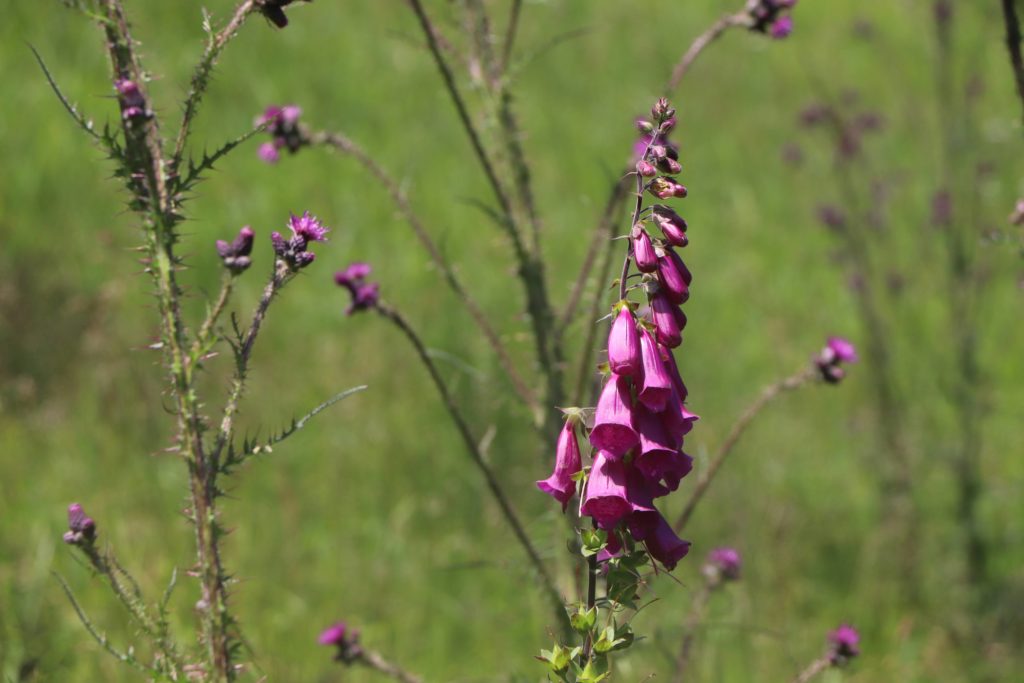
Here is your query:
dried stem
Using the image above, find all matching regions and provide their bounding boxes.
[670,580,715,683]
[674,366,816,533]
[353,647,424,683]
[790,656,831,683]
[170,0,258,176]
[311,129,539,413]
[500,0,523,75]
[376,303,571,637]
[664,11,748,95]
[94,2,234,678]
[1001,0,1024,130]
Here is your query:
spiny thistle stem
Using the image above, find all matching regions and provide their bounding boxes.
[310,129,539,414]
[673,366,816,533]
[375,302,572,637]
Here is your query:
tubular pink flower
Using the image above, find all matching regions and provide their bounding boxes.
[648,177,688,200]
[660,345,688,402]
[651,292,683,348]
[637,328,672,412]
[662,390,699,445]
[652,205,688,247]
[581,451,632,528]
[607,306,641,377]
[657,248,692,305]
[589,375,640,458]
[632,225,658,273]
[629,510,691,570]
[634,405,693,492]
[537,419,583,511]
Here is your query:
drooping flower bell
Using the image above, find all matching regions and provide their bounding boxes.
[589,375,640,458]
[607,305,641,377]
[631,225,658,273]
[637,328,672,412]
[537,416,583,511]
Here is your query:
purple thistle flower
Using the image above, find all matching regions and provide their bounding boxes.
[637,328,672,412]
[334,262,380,315]
[828,624,860,665]
[63,503,97,546]
[632,226,659,273]
[706,547,742,581]
[826,337,858,363]
[537,418,583,511]
[607,306,641,377]
[258,142,281,164]
[815,336,858,384]
[289,211,329,242]
[589,375,640,458]
[657,248,691,305]
[319,621,363,663]
[581,451,633,529]
[770,15,793,39]
[216,226,255,273]
[115,79,147,120]
[257,103,305,162]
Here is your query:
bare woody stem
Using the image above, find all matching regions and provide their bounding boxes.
[670,580,715,683]
[94,2,233,679]
[1001,0,1024,130]
[663,11,748,95]
[352,647,424,683]
[375,303,571,637]
[310,130,539,413]
[674,366,816,533]
[790,656,831,683]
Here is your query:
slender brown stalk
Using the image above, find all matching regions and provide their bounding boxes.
[311,130,538,413]
[376,303,571,636]
[500,0,523,75]
[664,11,748,95]
[674,366,816,533]
[354,647,424,683]
[670,581,714,683]
[790,656,831,683]
[94,2,234,678]
[1001,0,1024,129]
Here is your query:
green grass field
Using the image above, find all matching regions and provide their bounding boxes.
[2,1,1023,681]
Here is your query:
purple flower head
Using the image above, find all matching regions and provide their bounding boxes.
[537,416,583,511]
[828,624,860,666]
[637,328,672,412]
[115,79,147,120]
[817,205,847,232]
[64,503,97,546]
[816,336,858,384]
[632,225,658,273]
[648,177,688,200]
[706,547,742,581]
[589,375,639,458]
[607,305,641,377]
[289,211,329,243]
[319,621,362,663]
[216,226,255,273]
[770,15,793,39]
[257,103,305,161]
[258,142,281,164]
[334,262,380,315]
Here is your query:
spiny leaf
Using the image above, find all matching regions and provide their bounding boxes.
[176,126,263,195]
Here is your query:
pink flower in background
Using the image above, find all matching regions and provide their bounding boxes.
[815,336,858,383]
[334,262,380,315]
[707,547,742,580]
[828,624,860,665]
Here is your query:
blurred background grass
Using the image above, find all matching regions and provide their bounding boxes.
[1,1,1023,681]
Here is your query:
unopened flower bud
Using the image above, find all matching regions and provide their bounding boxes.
[828,625,860,666]
[648,177,688,200]
[607,305,641,377]
[632,225,658,273]
[636,160,657,177]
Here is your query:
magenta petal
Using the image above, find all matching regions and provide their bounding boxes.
[607,307,641,377]
[644,513,691,570]
[536,420,583,511]
[633,227,658,273]
[589,375,639,458]
[581,451,632,528]
[662,389,699,444]
[651,293,682,348]
[657,248,691,305]
[660,345,688,402]
[638,329,672,412]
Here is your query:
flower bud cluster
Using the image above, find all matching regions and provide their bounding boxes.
[63,503,97,547]
[814,336,858,384]
[114,79,150,121]
[334,262,380,315]
[539,99,696,571]
[319,621,363,664]
[257,105,305,164]
[216,226,255,273]
[272,211,329,270]
[747,0,798,39]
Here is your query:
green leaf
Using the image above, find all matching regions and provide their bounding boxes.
[580,528,607,557]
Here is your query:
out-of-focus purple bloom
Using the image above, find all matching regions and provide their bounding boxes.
[706,547,742,581]
[648,177,688,200]
[257,104,305,162]
[815,336,858,383]
[608,306,642,377]
[636,159,657,177]
[63,503,97,546]
[799,103,832,127]
[216,226,255,273]
[537,418,583,511]
[334,262,380,315]
[258,142,281,164]
[817,205,847,232]
[771,15,793,39]
[115,79,147,120]
[319,621,363,664]
[828,624,860,665]
[589,375,640,458]
[632,226,658,273]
